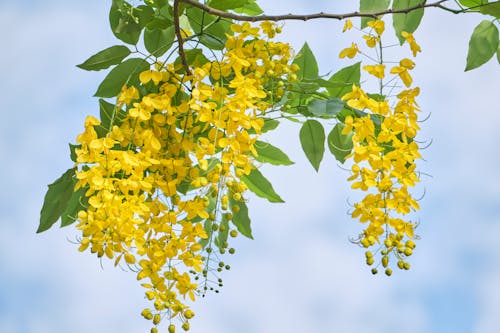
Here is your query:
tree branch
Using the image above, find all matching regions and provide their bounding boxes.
[179,0,449,22]
[173,0,192,76]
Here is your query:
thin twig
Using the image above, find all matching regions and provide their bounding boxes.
[179,0,449,22]
[173,0,191,75]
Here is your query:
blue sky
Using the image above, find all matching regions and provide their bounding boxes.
[1,1,499,333]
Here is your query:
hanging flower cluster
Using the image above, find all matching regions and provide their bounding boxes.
[339,20,423,276]
[73,22,296,332]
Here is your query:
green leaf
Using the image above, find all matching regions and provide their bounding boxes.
[94,58,150,98]
[135,5,155,26]
[109,0,142,45]
[497,43,500,63]
[37,169,76,233]
[69,144,80,162]
[209,0,248,10]
[392,0,425,44]
[77,45,131,71]
[247,118,279,134]
[480,1,500,18]
[360,0,390,28]
[61,186,87,227]
[241,168,284,203]
[144,26,175,57]
[99,98,127,131]
[299,120,325,171]
[253,141,294,166]
[465,20,499,71]
[328,123,354,163]
[230,199,253,239]
[293,42,319,80]
[175,49,209,69]
[186,6,232,49]
[459,0,487,8]
[234,1,264,15]
[308,98,344,118]
[327,62,361,98]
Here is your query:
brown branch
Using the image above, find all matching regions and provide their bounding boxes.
[173,0,192,76]
[179,0,449,22]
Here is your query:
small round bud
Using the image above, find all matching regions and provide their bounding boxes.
[385,268,393,276]
[182,322,190,331]
[371,268,378,275]
[184,310,195,319]
[230,230,238,238]
[168,324,176,333]
[397,261,405,270]
[153,314,161,325]
[229,248,235,254]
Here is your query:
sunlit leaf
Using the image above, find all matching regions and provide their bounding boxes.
[293,42,319,80]
[360,0,390,28]
[480,1,500,18]
[241,168,284,203]
[94,58,150,97]
[253,141,294,166]
[465,20,499,71]
[392,0,425,44]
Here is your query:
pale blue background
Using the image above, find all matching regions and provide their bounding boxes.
[1,1,499,332]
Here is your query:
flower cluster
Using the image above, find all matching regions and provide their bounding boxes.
[73,22,295,332]
[339,20,423,275]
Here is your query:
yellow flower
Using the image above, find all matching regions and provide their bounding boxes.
[339,43,359,59]
[342,19,353,32]
[363,64,386,79]
[401,31,421,57]
[363,34,379,48]
[367,20,385,35]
